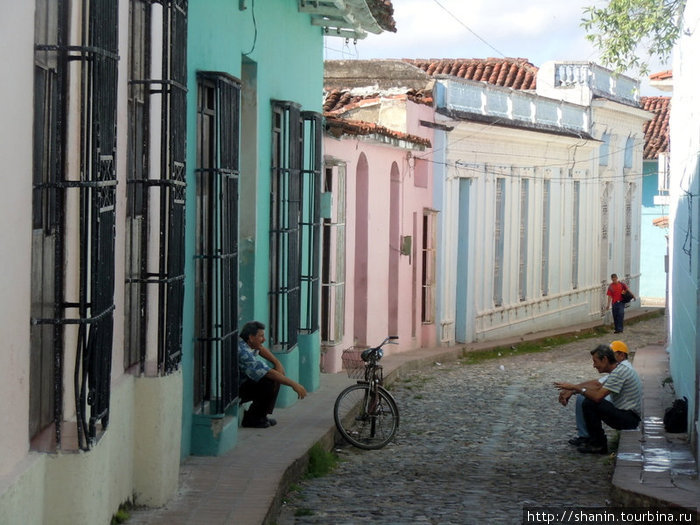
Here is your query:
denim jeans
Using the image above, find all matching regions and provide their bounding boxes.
[575,394,589,438]
[612,301,625,332]
[582,397,640,445]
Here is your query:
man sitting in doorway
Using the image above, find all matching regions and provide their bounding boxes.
[238,321,307,428]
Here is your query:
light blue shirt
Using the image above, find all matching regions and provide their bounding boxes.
[238,339,271,384]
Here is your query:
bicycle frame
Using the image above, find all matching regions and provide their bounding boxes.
[334,335,400,449]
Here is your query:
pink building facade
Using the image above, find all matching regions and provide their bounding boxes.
[320,95,436,372]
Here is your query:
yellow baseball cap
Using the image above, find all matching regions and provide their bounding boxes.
[610,340,629,354]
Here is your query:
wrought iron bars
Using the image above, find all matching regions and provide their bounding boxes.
[125,0,188,375]
[194,73,240,415]
[299,111,322,334]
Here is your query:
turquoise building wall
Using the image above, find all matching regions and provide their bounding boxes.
[640,160,668,299]
[182,0,324,457]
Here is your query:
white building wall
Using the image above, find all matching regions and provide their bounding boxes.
[438,121,601,343]
[433,66,650,346]
[0,1,34,478]
[591,102,649,299]
[0,2,183,523]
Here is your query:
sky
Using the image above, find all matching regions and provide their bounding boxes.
[322,0,668,96]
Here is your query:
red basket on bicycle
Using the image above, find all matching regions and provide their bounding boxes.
[341,348,366,379]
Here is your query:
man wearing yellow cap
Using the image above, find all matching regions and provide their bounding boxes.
[555,341,635,451]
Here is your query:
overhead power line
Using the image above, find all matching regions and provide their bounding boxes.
[432,0,506,58]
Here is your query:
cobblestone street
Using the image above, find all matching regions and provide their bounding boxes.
[278,314,666,524]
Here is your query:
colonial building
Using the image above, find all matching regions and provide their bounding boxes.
[321,77,435,371]
[0,1,396,523]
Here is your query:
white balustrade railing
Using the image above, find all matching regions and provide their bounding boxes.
[553,62,639,104]
[435,77,589,134]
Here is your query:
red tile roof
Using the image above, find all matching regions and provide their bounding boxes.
[325,117,431,148]
[404,58,538,90]
[652,216,669,228]
[640,96,670,160]
[649,70,672,81]
[323,88,431,147]
[323,88,433,114]
[366,0,397,33]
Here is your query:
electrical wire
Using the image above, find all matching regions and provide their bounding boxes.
[431,0,506,58]
[242,0,257,56]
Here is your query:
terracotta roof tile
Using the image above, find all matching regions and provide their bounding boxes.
[404,58,538,90]
[323,88,433,114]
[366,0,397,33]
[649,70,672,81]
[640,96,670,160]
[652,216,669,228]
[325,117,431,147]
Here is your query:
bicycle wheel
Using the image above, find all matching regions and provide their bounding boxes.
[333,383,399,449]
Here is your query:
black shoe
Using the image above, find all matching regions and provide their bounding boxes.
[242,416,271,428]
[614,330,623,334]
[578,441,608,454]
[568,436,588,446]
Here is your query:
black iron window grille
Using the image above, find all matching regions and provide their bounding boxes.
[299,111,322,334]
[270,102,303,351]
[125,0,188,375]
[194,73,240,415]
[30,0,119,451]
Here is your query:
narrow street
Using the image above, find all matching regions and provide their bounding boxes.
[278,314,666,524]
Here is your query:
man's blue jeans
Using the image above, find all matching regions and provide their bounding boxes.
[612,301,625,332]
[582,397,640,445]
[575,394,589,438]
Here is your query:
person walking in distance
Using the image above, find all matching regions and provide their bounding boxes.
[606,273,629,334]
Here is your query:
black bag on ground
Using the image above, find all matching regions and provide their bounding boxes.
[663,397,688,433]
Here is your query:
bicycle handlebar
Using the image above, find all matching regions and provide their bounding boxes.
[361,336,399,363]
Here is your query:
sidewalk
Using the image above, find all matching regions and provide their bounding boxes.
[613,344,699,513]
[128,308,698,524]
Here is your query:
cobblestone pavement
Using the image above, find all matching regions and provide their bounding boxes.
[277,314,666,524]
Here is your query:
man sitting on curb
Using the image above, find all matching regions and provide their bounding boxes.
[238,320,307,428]
[558,341,633,447]
[555,344,642,454]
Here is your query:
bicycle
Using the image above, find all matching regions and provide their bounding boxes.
[333,336,400,449]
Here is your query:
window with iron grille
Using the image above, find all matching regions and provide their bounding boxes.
[270,101,302,351]
[125,0,188,374]
[493,178,506,307]
[421,210,437,323]
[194,73,240,415]
[572,180,580,289]
[518,179,529,301]
[541,179,550,296]
[321,164,346,344]
[30,0,119,451]
[299,111,322,334]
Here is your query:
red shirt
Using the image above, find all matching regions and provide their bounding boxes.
[607,282,627,303]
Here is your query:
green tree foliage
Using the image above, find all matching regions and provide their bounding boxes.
[582,0,686,74]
